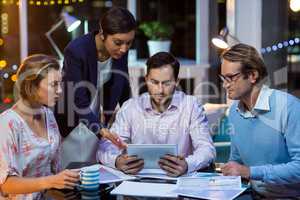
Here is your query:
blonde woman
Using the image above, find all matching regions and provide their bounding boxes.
[0,54,79,199]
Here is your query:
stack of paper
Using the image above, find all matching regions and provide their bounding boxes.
[108,169,247,199]
[174,176,246,200]
[110,181,178,198]
[177,176,242,189]
[176,188,246,200]
[98,165,137,184]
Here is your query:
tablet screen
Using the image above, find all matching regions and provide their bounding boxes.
[127,144,178,169]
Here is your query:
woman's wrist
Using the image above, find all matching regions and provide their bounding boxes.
[99,127,109,138]
[40,175,54,190]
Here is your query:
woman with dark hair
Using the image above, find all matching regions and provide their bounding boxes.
[0,54,79,199]
[54,7,136,167]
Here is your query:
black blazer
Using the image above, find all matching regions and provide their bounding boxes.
[54,31,130,137]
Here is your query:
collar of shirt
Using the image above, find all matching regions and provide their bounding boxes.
[142,90,182,113]
[236,85,273,118]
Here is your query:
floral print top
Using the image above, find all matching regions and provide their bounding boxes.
[0,107,61,200]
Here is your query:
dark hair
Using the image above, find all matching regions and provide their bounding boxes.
[146,52,180,80]
[100,7,136,37]
[16,54,60,104]
[221,43,268,82]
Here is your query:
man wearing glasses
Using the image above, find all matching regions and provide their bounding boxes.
[220,43,300,198]
[97,52,216,177]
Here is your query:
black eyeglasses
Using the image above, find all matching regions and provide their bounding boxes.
[218,72,242,83]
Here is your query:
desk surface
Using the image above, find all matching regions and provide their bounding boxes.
[46,162,253,200]
[46,185,253,200]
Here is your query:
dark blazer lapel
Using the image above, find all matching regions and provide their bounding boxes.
[87,32,98,86]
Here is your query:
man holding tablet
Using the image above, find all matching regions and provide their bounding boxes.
[97,52,216,177]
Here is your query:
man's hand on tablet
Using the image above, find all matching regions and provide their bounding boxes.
[159,154,188,177]
[115,154,144,175]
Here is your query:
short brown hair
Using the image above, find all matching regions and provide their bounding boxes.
[146,52,180,80]
[221,43,268,82]
[16,54,60,104]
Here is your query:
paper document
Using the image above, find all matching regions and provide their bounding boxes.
[177,176,242,189]
[176,188,246,200]
[136,171,201,181]
[194,172,222,177]
[138,168,166,175]
[175,176,246,200]
[98,165,137,184]
[110,181,178,198]
[135,171,221,181]
[136,173,178,181]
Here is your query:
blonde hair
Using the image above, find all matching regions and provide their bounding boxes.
[221,43,268,82]
[16,54,60,104]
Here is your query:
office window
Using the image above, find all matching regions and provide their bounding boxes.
[135,0,196,59]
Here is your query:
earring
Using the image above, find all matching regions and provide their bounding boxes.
[100,34,104,41]
[99,28,104,40]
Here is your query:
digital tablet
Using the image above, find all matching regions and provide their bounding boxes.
[127,144,178,170]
